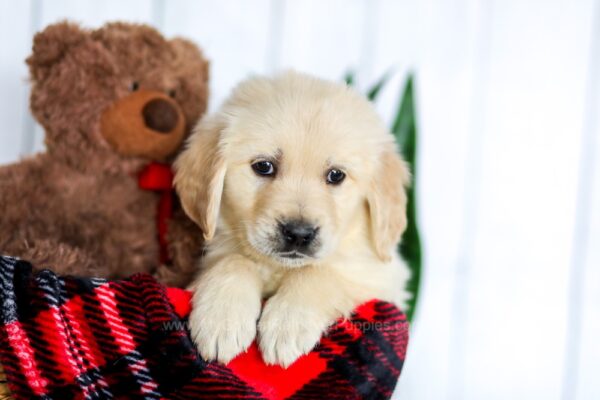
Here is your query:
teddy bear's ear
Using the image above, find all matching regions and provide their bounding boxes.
[170,37,210,81]
[170,37,202,57]
[26,21,88,81]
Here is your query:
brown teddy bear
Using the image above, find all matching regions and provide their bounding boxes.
[0,21,209,287]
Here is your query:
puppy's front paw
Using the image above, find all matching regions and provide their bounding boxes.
[189,293,261,364]
[258,300,331,368]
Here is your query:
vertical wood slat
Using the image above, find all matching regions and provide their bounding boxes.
[448,0,493,398]
[565,1,600,398]
[572,137,600,400]
[462,0,594,399]
[393,0,487,398]
[19,0,42,158]
[364,0,420,127]
[151,0,166,32]
[37,0,154,25]
[264,0,286,73]
[355,0,379,89]
[0,0,35,164]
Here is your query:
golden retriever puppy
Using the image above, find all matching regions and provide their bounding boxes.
[175,71,411,367]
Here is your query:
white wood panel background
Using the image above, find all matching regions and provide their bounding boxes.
[0,0,598,399]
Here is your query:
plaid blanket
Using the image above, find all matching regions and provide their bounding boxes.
[0,255,408,399]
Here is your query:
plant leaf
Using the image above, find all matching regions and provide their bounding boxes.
[392,74,422,322]
[366,70,393,102]
[344,70,355,86]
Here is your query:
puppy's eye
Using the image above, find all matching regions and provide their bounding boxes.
[326,169,346,185]
[168,89,176,98]
[252,160,276,177]
[130,81,139,91]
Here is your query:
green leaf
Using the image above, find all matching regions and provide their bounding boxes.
[392,74,422,322]
[366,70,393,102]
[344,70,355,86]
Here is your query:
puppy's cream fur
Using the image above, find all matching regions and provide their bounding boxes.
[175,71,411,367]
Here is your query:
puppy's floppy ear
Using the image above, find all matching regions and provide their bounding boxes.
[367,147,411,262]
[174,116,226,241]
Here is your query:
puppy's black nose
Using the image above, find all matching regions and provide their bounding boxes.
[279,221,318,249]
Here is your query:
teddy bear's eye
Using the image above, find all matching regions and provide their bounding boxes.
[168,89,176,98]
[130,81,139,91]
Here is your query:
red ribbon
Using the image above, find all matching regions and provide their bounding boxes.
[138,162,174,264]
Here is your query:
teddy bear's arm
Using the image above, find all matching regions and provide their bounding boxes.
[0,157,101,274]
[0,156,160,279]
[154,206,204,287]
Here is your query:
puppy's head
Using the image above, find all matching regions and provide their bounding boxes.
[175,71,409,267]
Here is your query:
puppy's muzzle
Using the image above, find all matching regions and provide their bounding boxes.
[278,220,319,256]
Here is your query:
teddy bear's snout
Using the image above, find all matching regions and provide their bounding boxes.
[100,89,187,160]
[142,98,179,134]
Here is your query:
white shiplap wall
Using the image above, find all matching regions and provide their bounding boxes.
[0,1,598,399]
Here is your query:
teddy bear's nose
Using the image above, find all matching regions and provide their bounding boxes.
[142,98,179,133]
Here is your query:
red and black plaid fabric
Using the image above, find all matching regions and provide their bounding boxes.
[0,255,408,399]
